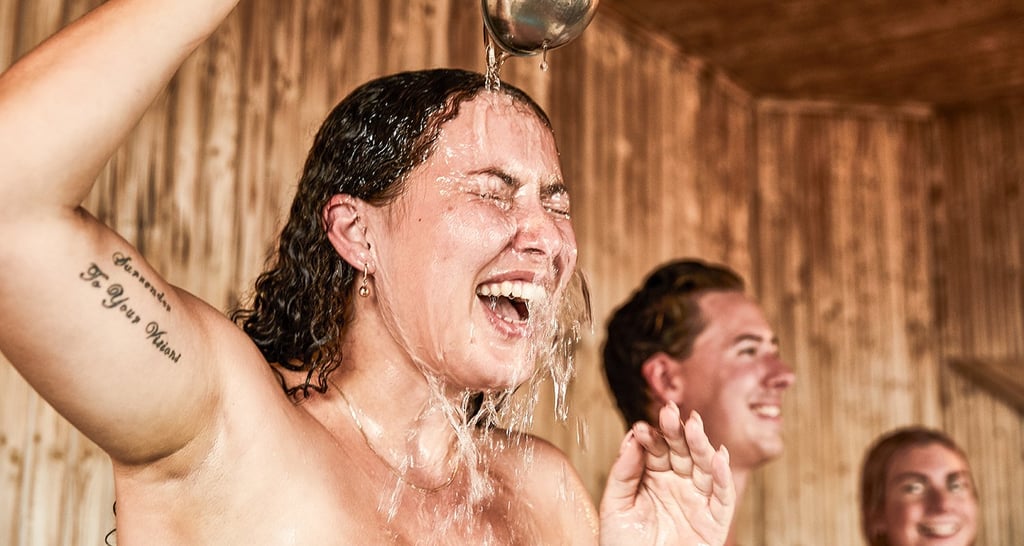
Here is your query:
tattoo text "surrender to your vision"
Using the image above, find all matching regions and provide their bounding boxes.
[79,252,181,363]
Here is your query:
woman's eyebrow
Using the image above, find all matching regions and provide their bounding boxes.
[890,471,928,483]
[470,167,518,188]
[947,470,972,482]
[468,168,568,198]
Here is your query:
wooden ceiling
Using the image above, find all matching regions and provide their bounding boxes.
[599,0,1024,107]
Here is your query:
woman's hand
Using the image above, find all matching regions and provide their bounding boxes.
[599,402,735,546]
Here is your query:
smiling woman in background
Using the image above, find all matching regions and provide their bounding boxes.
[860,426,979,546]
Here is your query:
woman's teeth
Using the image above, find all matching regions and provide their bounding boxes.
[919,522,959,538]
[476,280,547,303]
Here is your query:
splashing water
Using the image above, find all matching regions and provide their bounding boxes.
[364,267,593,543]
[484,41,507,91]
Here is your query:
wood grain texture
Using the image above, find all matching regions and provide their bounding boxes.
[933,97,1024,546]
[601,0,1024,106]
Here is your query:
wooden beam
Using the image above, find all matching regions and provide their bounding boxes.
[948,358,1024,414]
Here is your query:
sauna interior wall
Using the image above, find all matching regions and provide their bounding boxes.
[2,2,1023,546]
[931,97,1024,546]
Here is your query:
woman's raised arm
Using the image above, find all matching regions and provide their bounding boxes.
[0,0,247,466]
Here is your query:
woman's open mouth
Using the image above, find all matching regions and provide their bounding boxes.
[476,280,547,327]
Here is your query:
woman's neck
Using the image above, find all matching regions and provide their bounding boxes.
[327,338,466,490]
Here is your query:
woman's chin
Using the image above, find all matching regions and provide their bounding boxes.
[446,359,536,393]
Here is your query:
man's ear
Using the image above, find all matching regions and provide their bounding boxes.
[322,194,374,271]
[640,352,685,404]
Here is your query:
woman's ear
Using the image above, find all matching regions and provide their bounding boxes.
[641,352,685,404]
[323,194,374,270]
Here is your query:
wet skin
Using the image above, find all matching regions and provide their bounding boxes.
[360,93,577,391]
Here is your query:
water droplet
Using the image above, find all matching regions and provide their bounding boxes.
[575,417,590,452]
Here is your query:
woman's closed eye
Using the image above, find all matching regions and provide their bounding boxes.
[543,197,571,219]
[465,180,513,209]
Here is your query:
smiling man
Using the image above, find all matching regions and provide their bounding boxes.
[603,258,795,545]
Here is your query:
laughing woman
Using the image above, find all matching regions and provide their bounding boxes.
[0,1,733,544]
[860,426,979,546]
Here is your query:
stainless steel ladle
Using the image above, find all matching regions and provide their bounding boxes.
[481,0,600,58]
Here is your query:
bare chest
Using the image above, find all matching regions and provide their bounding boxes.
[110,434,550,545]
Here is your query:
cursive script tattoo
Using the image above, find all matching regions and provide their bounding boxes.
[79,259,184,363]
[145,322,182,363]
[112,251,172,312]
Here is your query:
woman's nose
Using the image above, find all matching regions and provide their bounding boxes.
[512,201,565,258]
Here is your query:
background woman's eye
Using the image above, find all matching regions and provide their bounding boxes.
[949,478,971,492]
[900,482,925,495]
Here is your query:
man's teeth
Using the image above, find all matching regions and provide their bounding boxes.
[476,280,548,303]
[751,404,781,418]
[919,522,959,538]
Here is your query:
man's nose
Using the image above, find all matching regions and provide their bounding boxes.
[764,355,796,390]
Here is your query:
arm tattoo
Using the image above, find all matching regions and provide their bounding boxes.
[78,252,183,363]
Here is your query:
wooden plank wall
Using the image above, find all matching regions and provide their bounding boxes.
[933,97,1024,546]
[753,104,944,544]
[2,1,1022,545]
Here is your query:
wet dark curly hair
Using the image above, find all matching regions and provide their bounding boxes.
[231,69,552,399]
[602,259,745,425]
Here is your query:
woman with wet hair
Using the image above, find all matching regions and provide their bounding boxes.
[860,426,979,546]
[0,0,735,544]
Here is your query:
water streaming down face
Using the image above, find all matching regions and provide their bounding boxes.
[367,277,590,544]
[360,93,590,542]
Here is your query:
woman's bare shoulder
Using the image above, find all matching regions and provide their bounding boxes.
[481,428,599,543]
